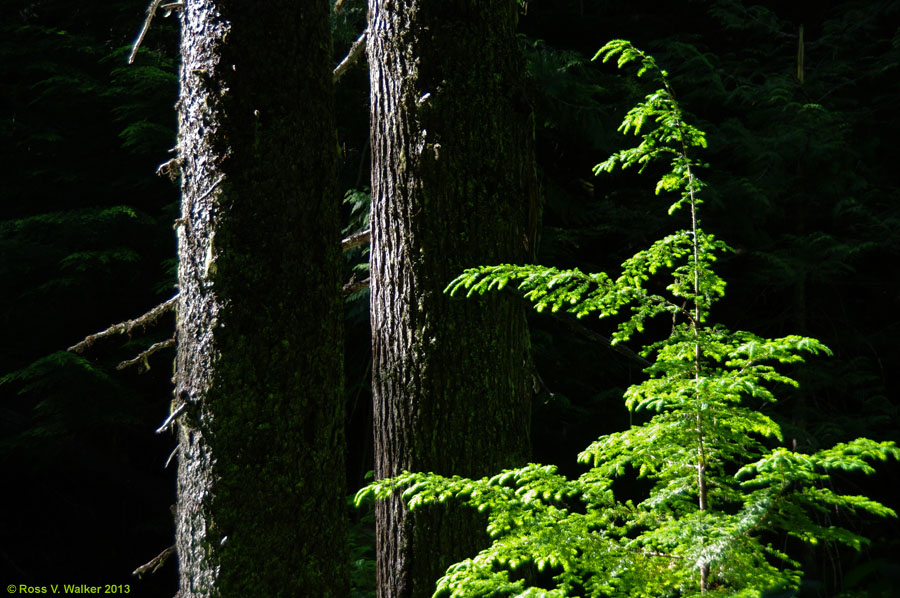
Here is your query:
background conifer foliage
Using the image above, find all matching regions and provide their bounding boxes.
[2,0,899,596]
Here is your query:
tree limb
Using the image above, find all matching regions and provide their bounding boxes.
[343,276,370,297]
[132,545,175,578]
[128,1,183,64]
[68,295,178,354]
[117,337,176,371]
[341,228,370,252]
[156,403,186,435]
[70,230,369,355]
[333,31,367,83]
[493,286,651,368]
[128,0,163,64]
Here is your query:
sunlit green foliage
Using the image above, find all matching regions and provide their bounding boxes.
[357,41,898,597]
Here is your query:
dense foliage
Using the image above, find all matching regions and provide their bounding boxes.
[357,41,898,597]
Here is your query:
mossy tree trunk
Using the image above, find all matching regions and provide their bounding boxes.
[367,2,538,597]
[173,1,347,596]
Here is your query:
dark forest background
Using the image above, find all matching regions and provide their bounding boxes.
[2,0,898,596]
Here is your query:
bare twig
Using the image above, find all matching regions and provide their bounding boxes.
[160,1,183,14]
[68,295,178,354]
[333,31,367,83]
[132,545,175,578]
[195,174,225,205]
[70,228,368,355]
[341,228,370,252]
[156,157,181,182]
[128,0,164,64]
[164,445,179,468]
[117,337,176,371]
[343,276,370,297]
[156,402,186,435]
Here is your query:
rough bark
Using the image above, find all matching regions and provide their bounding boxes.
[173,1,347,596]
[367,2,537,597]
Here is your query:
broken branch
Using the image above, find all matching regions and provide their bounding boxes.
[128,0,164,65]
[333,31,367,83]
[341,228,370,252]
[70,229,367,354]
[156,402,186,435]
[117,337,176,371]
[132,545,175,578]
[343,276,370,297]
[68,295,178,354]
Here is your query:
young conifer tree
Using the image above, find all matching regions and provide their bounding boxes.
[357,41,898,597]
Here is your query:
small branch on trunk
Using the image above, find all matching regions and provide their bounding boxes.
[132,545,175,578]
[128,0,183,64]
[343,276,370,297]
[156,402,186,435]
[333,31,367,83]
[532,368,555,398]
[341,228,370,252]
[159,1,183,14]
[68,295,178,354]
[156,157,181,182]
[164,445,179,468]
[71,230,367,354]
[128,0,163,64]
[117,337,176,371]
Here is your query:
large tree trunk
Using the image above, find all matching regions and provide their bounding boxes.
[367,2,537,597]
[173,1,347,596]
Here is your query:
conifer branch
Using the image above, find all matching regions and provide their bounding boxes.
[68,295,178,354]
[132,545,175,578]
[71,231,369,354]
[341,228,370,251]
[342,275,370,297]
[156,402,186,435]
[128,0,182,64]
[333,31,367,83]
[116,337,176,371]
[336,268,649,365]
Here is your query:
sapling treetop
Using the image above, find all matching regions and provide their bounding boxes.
[357,40,898,597]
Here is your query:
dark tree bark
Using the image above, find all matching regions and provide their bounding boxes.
[367,2,538,597]
[173,1,347,596]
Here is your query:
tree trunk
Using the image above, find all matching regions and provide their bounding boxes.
[367,2,537,597]
[173,1,347,596]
